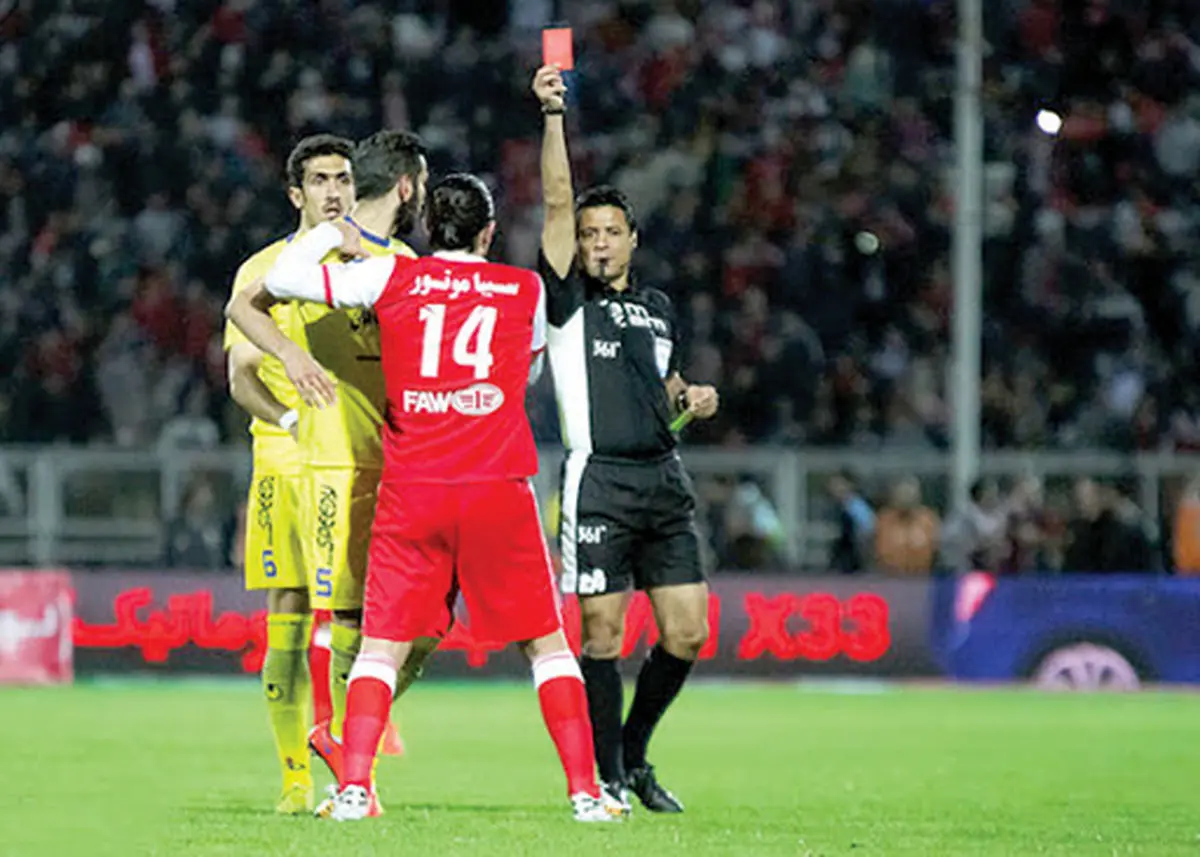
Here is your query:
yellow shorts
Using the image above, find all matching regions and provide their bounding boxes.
[305,468,382,612]
[243,469,306,592]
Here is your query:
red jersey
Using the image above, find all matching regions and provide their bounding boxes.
[265,227,546,484]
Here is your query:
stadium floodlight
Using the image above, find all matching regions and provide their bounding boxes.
[854,231,880,256]
[1035,109,1063,136]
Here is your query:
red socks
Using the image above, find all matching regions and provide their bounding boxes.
[341,652,397,789]
[532,652,599,798]
[310,616,333,725]
[339,647,598,800]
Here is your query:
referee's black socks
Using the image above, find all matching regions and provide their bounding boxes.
[623,644,694,772]
[579,655,626,785]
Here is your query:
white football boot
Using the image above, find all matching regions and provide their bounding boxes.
[571,790,625,822]
[315,785,372,821]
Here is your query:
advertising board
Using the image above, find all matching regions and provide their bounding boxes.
[70,571,941,678]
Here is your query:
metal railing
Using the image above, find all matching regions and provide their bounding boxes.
[0,445,1194,567]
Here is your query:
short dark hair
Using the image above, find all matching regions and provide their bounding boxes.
[353,130,426,201]
[575,185,638,232]
[425,173,494,252]
[286,134,354,189]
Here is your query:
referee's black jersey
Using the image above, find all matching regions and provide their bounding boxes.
[537,251,680,459]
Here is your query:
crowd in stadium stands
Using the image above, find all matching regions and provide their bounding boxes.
[6,1,1200,571]
[821,470,1165,577]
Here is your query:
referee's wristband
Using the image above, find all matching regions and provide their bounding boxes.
[542,104,566,116]
[278,409,299,432]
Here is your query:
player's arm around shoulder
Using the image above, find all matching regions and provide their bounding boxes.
[534,64,574,280]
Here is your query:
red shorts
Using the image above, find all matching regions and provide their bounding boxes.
[363,479,562,645]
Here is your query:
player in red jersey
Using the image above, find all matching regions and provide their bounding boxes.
[226,174,621,823]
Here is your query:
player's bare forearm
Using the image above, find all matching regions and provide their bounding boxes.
[535,66,575,278]
[232,370,291,430]
[227,343,291,429]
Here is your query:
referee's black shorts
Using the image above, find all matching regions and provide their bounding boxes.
[557,451,706,597]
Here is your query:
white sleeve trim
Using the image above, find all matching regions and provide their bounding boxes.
[532,274,547,354]
[527,274,548,386]
[528,352,545,386]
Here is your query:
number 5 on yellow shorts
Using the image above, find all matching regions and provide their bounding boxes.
[306,469,381,611]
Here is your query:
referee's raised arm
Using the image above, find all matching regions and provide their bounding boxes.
[534,65,573,279]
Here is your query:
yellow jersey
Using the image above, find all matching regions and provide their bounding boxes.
[296,222,415,470]
[224,236,304,474]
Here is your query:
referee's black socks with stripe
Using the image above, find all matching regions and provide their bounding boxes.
[579,655,626,785]
[623,644,694,772]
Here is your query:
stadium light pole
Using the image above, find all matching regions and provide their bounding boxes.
[951,0,984,511]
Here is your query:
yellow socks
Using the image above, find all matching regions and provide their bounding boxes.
[329,622,362,742]
[263,614,313,791]
[396,636,440,699]
[330,622,432,760]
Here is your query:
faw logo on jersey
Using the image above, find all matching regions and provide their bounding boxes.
[402,383,506,416]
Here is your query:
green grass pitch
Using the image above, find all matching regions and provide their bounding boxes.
[4,680,1199,856]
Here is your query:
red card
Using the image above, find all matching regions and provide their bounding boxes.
[542,27,574,71]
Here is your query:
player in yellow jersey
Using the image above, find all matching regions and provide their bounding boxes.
[225,134,356,815]
[298,131,438,795]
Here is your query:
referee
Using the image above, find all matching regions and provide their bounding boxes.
[533,65,719,815]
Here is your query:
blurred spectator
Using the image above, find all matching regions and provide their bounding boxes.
[939,477,1008,573]
[1172,474,1200,574]
[827,470,875,573]
[157,383,220,453]
[1001,476,1053,575]
[875,476,940,576]
[229,498,247,569]
[0,455,24,518]
[163,475,231,570]
[1062,477,1156,573]
[722,477,786,570]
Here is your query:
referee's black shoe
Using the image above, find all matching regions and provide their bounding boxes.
[627,765,684,813]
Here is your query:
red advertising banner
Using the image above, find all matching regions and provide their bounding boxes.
[0,570,74,685]
[71,572,940,678]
